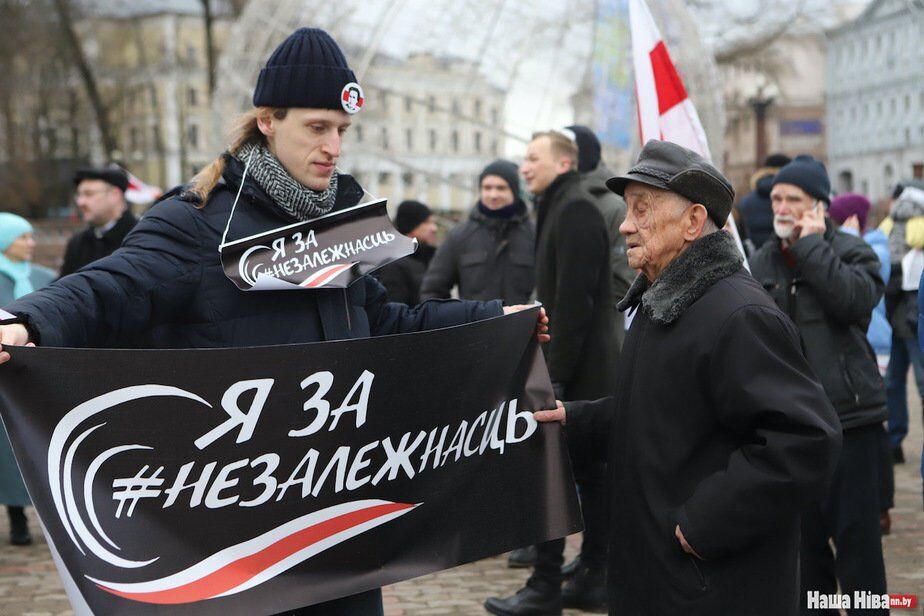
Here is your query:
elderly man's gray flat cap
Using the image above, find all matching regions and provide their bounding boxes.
[606,140,735,225]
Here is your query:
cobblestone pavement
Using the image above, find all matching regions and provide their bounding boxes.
[0,403,921,615]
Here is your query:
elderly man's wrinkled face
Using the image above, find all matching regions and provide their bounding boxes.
[620,182,695,281]
[771,182,817,240]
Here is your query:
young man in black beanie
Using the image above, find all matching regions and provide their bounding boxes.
[749,155,889,611]
[0,27,549,616]
[420,160,535,304]
[374,200,437,304]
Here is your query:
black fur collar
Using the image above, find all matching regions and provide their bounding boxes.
[616,231,743,325]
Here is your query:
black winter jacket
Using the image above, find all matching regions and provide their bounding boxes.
[535,171,617,400]
[737,171,775,250]
[749,220,887,429]
[3,156,503,616]
[59,209,138,277]
[567,232,841,615]
[419,201,535,304]
[373,243,435,305]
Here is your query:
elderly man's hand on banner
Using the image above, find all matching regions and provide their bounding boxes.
[503,304,550,343]
[533,400,566,425]
[0,324,34,364]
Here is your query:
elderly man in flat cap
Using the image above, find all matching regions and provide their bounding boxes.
[63,167,137,277]
[534,140,842,615]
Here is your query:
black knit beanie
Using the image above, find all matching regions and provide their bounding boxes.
[395,200,432,235]
[772,155,831,204]
[253,28,364,114]
[479,160,521,194]
[566,125,602,173]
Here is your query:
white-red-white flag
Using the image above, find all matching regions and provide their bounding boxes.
[629,0,710,158]
[629,0,748,263]
[115,166,162,204]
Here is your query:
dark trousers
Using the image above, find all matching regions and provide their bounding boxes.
[800,424,887,615]
[530,457,608,588]
[886,335,924,448]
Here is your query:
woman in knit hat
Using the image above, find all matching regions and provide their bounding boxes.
[0,28,546,615]
[0,213,54,546]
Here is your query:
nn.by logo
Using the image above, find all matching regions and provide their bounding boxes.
[806,591,917,610]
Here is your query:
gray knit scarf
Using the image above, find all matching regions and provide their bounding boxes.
[235,142,338,221]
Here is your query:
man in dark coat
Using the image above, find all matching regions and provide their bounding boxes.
[62,166,138,276]
[736,153,790,251]
[534,140,842,616]
[567,125,635,336]
[420,160,535,304]
[0,28,547,616]
[749,155,889,612]
[484,130,616,615]
[374,200,437,304]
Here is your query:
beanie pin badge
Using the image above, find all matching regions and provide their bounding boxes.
[341,82,364,114]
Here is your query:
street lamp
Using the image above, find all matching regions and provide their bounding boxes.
[747,78,779,169]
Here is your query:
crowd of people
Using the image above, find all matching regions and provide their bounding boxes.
[0,25,921,616]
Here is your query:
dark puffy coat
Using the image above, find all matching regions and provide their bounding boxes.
[3,155,502,616]
[581,163,633,305]
[373,243,435,305]
[567,231,842,615]
[535,171,617,400]
[749,220,887,429]
[59,209,138,277]
[737,169,776,250]
[419,201,535,304]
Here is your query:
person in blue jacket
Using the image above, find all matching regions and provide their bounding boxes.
[0,28,546,615]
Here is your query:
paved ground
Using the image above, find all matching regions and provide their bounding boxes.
[0,401,921,615]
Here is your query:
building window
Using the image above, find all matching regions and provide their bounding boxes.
[451,100,460,115]
[474,131,481,153]
[405,128,413,150]
[381,128,389,150]
[451,130,459,152]
[474,99,482,117]
[187,87,197,107]
[355,126,363,142]
[491,107,499,125]
[913,163,923,180]
[402,172,413,187]
[129,126,141,152]
[492,139,499,156]
[380,92,389,112]
[405,97,412,113]
[428,96,436,113]
[429,129,437,151]
[379,171,391,185]
[187,124,199,149]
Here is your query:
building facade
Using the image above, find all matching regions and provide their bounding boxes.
[721,33,828,201]
[827,0,924,200]
[342,53,507,213]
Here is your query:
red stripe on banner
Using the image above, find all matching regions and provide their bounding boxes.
[649,41,688,115]
[95,502,414,605]
[302,262,355,288]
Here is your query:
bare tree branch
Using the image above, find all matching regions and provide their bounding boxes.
[51,0,117,158]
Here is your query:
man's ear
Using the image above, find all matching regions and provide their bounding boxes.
[255,109,276,138]
[683,203,710,241]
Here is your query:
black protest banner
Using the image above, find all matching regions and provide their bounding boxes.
[0,308,581,614]
[219,199,417,291]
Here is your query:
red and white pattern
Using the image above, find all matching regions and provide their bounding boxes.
[88,500,418,605]
[629,0,710,158]
[300,261,358,288]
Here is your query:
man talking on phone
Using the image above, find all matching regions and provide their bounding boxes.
[749,155,889,612]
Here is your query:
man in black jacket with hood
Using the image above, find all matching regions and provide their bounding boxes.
[534,140,841,615]
[749,155,889,611]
